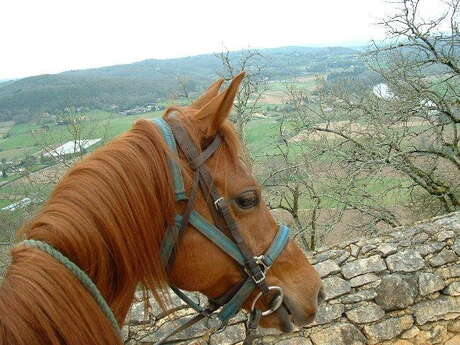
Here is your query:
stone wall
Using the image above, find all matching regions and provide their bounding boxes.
[125,211,460,345]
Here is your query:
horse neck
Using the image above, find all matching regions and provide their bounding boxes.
[16,119,176,322]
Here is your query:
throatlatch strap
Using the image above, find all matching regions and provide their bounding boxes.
[151,118,187,201]
[160,172,200,266]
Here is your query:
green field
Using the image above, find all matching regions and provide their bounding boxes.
[0,77,411,216]
[0,121,15,139]
[0,110,163,158]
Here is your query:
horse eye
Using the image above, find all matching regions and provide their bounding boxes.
[234,191,259,210]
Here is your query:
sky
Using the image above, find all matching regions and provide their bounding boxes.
[0,0,444,80]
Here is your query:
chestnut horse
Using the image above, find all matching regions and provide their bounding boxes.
[0,73,321,345]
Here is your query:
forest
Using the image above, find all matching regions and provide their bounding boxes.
[0,46,363,123]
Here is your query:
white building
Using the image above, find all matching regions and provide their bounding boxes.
[1,198,32,212]
[43,138,101,157]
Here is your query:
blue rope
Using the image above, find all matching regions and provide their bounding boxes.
[19,239,121,335]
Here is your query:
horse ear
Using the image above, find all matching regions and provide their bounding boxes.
[190,78,225,109]
[195,72,245,136]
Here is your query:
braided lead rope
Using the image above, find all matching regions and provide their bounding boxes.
[19,239,121,335]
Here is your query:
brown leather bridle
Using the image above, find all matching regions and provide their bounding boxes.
[155,114,292,345]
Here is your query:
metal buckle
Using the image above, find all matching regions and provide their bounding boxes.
[252,270,266,284]
[246,255,270,284]
[254,255,270,271]
[250,286,284,317]
[214,197,225,210]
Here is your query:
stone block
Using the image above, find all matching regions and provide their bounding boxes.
[363,315,413,343]
[322,276,351,301]
[392,341,413,345]
[350,244,360,257]
[443,281,460,296]
[345,302,384,323]
[427,324,448,344]
[448,319,460,332]
[452,238,460,256]
[311,250,348,264]
[361,244,377,255]
[143,313,208,343]
[446,335,460,345]
[128,301,149,325]
[412,232,429,244]
[375,274,418,310]
[276,337,313,345]
[349,273,380,287]
[313,260,340,278]
[436,264,460,278]
[335,251,350,264]
[386,250,425,272]
[342,255,387,279]
[411,295,460,325]
[341,290,377,304]
[400,325,420,339]
[428,249,458,267]
[418,272,445,296]
[376,243,398,257]
[310,323,366,345]
[314,303,344,325]
[437,230,455,241]
[209,323,245,345]
[415,241,446,256]
[434,212,460,228]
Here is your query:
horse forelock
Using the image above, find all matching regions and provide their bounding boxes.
[164,106,244,167]
[0,119,176,345]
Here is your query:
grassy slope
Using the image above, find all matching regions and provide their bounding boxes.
[0,110,163,159]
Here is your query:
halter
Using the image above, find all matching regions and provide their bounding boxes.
[153,115,291,345]
[17,115,291,345]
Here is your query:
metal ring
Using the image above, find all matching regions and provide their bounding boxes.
[250,286,284,317]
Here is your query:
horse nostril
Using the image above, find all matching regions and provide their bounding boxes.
[305,311,316,325]
[317,286,325,305]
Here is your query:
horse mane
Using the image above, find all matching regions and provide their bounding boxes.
[0,119,176,345]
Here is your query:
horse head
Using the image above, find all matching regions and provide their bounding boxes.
[163,73,322,332]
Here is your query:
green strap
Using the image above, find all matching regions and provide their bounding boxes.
[19,240,121,335]
[151,118,187,201]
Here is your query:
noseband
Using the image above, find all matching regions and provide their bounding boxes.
[154,115,290,345]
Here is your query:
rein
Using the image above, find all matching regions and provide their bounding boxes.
[16,115,291,345]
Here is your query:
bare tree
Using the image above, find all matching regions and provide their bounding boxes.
[39,107,113,170]
[170,76,195,104]
[259,111,349,250]
[282,0,459,240]
[215,47,269,151]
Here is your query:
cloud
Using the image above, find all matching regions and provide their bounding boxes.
[0,0,392,79]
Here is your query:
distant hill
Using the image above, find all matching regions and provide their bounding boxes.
[0,46,362,123]
[0,80,15,88]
